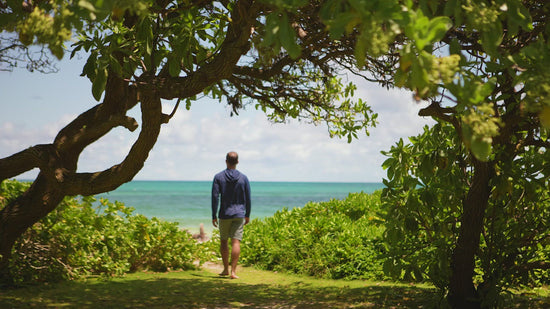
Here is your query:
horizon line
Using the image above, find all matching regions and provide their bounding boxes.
[14,178,384,184]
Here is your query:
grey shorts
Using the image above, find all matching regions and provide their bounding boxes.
[219,218,245,241]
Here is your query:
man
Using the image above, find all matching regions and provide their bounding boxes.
[211,151,251,279]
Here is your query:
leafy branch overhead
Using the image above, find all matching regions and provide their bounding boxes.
[66,0,378,143]
[4,1,549,156]
[321,0,547,161]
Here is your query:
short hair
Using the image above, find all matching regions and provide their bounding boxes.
[226,152,239,165]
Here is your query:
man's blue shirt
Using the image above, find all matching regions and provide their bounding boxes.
[211,168,251,220]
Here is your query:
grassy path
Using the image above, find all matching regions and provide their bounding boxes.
[1,263,548,308]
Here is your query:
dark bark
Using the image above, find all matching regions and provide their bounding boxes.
[0,74,146,286]
[0,175,64,286]
[0,81,162,286]
[448,160,494,309]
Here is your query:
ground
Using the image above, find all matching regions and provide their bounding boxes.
[0,263,547,308]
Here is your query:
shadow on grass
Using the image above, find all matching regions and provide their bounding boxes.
[0,272,436,308]
[1,271,548,308]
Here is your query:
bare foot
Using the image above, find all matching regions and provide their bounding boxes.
[230,274,239,279]
[219,271,229,276]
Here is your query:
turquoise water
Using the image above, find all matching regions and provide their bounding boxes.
[96,181,383,234]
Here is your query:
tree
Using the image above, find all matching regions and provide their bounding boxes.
[318,0,549,307]
[254,0,550,305]
[382,124,550,307]
[0,0,376,286]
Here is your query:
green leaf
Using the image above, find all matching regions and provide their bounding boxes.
[137,18,154,56]
[449,38,461,55]
[263,12,280,46]
[92,68,108,101]
[327,12,356,39]
[78,0,97,12]
[426,16,452,44]
[354,32,367,68]
[470,136,492,161]
[109,55,123,76]
[168,57,181,77]
[145,32,153,55]
[279,14,301,58]
[410,58,429,95]
[443,0,458,17]
[480,23,503,56]
[412,15,451,51]
[81,54,97,78]
[70,44,83,59]
[505,0,533,35]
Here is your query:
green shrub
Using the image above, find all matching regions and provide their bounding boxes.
[240,191,387,280]
[0,180,214,284]
[381,124,550,306]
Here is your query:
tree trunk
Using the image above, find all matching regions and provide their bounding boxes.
[0,79,161,286]
[0,175,64,286]
[448,160,494,308]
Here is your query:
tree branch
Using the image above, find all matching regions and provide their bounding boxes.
[0,145,58,182]
[418,101,458,125]
[62,90,163,196]
[513,261,550,273]
[153,0,257,100]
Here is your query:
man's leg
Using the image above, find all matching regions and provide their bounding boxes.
[220,239,229,276]
[230,238,241,279]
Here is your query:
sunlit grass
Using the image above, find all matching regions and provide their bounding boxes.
[1,263,548,308]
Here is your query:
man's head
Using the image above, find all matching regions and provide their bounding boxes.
[226,151,239,168]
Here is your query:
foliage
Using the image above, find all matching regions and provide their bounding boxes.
[0,0,147,59]
[381,123,550,306]
[69,1,378,139]
[0,180,213,284]
[318,0,549,160]
[240,191,386,280]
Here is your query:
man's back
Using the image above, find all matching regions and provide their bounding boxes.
[212,168,251,220]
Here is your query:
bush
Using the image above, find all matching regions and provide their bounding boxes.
[381,124,550,306]
[1,180,214,284]
[240,191,387,280]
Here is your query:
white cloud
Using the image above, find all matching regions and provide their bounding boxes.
[1,64,435,183]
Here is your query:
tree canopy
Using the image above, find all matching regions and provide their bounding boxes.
[1,0,550,308]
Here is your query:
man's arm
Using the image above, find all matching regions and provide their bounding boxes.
[211,177,220,224]
[244,176,251,219]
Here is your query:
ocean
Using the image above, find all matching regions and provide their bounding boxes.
[96,181,384,234]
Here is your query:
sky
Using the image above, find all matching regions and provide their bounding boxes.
[0,55,434,183]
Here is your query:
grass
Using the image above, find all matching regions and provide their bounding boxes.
[1,263,548,308]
